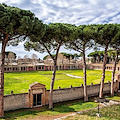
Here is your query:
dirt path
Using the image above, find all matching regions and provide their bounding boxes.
[65,73,83,78]
[22,113,73,120]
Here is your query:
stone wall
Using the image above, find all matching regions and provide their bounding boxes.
[52,86,84,103]
[52,81,116,103]
[3,81,118,111]
[4,93,29,111]
[87,84,100,97]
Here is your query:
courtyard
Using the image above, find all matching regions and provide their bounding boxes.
[4,69,112,95]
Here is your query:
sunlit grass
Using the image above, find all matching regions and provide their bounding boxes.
[106,94,120,101]
[4,70,112,95]
[64,104,120,120]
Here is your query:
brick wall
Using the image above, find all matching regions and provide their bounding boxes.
[52,81,116,103]
[3,81,117,111]
[52,86,84,103]
[87,84,100,97]
[4,93,29,111]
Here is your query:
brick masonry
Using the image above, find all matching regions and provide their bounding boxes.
[3,73,120,111]
[4,93,28,111]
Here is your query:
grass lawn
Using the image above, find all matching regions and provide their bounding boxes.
[63,93,120,120]
[4,69,112,95]
[64,104,120,120]
[105,93,120,102]
[1,100,98,120]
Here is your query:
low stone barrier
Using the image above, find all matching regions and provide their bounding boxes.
[3,80,118,111]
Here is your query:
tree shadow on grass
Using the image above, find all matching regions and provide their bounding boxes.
[3,100,97,120]
[3,105,75,120]
[52,100,97,113]
[4,109,41,120]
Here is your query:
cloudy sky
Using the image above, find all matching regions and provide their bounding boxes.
[1,0,120,59]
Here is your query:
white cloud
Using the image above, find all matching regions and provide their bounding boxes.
[1,0,120,58]
[2,0,120,25]
[0,0,21,4]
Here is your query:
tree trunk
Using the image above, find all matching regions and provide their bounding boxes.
[49,61,57,109]
[99,46,108,98]
[111,50,118,96]
[82,47,88,102]
[93,57,95,63]
[98,56,100,63]
[43,42,61,109]
[0,35,8,118]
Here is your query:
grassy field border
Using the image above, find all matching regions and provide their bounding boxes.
[4,69,113,95]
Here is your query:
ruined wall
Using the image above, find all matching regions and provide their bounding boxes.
[4,93,29,111]
[3,81,118,111]
[87,84,100,97]
[52,86,84,103]
[52,81,116,103]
